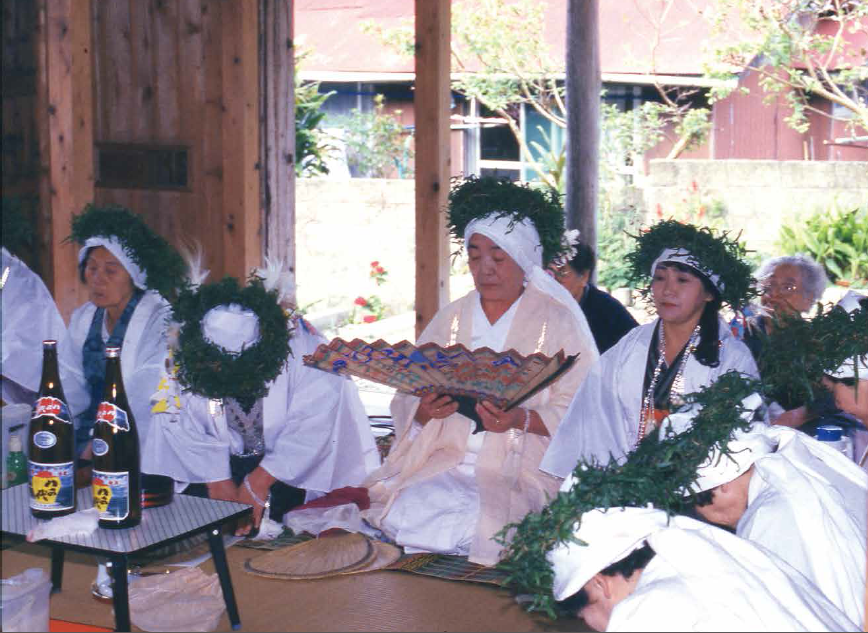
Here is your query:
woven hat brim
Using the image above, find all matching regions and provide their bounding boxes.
[244,533,375,580]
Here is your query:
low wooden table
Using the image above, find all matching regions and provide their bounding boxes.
[1,484,251,632]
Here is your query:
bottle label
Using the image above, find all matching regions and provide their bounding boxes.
[92,438,109,456]
[32,396,71,424]
[33,431,57,449]
[92,470,129,522]
[96,403,130,432]
[29,461,75,511]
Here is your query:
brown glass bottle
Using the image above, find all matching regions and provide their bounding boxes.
[91,347,141,529]
[28,340,77,519]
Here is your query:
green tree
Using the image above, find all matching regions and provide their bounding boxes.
[704,0,868,134]
[333,94,414,179]
[295,52,335,177]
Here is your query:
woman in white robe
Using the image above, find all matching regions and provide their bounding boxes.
[542,223,759,478]
[1,247,66,405]
[362,182,599,566]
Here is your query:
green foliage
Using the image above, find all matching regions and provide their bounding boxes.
[778,203,868,286]
[655,180,728,231]
[68,204,187,301]
[1,196,37,259]
[497,372,762,618]
[332,94,413,179]
[758,299,868,405]
[596,203,644,291]
[447,175,567,266]
[527,126,566,193]
[172,276,291,412]
[295,56,335,177]
[625,220,757,311]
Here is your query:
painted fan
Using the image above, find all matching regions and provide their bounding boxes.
[303,338,578,432]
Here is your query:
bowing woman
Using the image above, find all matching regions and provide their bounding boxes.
[58,204,186,458]
[361,177,599,566]
[542,220,760,477]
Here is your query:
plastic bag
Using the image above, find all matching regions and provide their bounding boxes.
[1,568,51,632]
[128,567,224,632]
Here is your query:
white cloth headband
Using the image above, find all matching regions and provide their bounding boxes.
[202,303,260,355]
[690,423,776,493]
[548,506,670,601]
[464,213,598,351]
[78,236,147,290]
[651,247,724,293]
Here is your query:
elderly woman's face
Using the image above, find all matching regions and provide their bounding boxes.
[84,247,135,313]
[760,263,813,317]
[467,233,525,305]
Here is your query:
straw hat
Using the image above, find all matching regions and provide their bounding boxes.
[244,533,379,579]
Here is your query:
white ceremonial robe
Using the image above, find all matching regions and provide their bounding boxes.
[1,248,66,405]
[57,290,170,448]
[541,318,759,478]
[737,428,867,627]
[142,319,380,495]
[607,517,858,632]
[363,284,598,565]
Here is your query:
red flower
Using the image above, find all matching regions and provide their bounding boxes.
[354,296,367,306]
[363,315,378,323]
[376,266,385,274]
[655,203,663,219]
[370,261,379,268]
[691,180,698,192]
[698,205,706,219]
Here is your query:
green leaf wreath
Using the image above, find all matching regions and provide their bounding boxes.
[447,175,567,267]
[496,371,761,618]
[68,203,187,301]
[625,219,757,311]
[172,276,292,412]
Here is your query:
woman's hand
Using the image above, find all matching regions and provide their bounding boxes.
[770,405,809,429]
[414,392,459,424]
[234,467,276,536]
[475,401,525,433]
[206,478,239,503]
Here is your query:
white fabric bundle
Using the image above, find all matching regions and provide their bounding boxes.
[201,303,260,354]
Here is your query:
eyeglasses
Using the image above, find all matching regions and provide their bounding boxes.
[759,281,799,296]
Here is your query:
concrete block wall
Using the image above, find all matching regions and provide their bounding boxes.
[644,160,868,258]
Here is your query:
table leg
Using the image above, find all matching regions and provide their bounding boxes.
[108,555,130,632]
[50,545,64,592]
[207,527,241,630]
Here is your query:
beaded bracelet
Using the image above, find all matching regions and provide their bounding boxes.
[243,477,271,509]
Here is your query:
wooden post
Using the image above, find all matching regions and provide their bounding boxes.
[565,0,600,254]
[414,0,451,338]
[34,0,94,321]
[259,0,296,300]
[222,1,261,280]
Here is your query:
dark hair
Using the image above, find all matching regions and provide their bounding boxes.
[556,543,656,617]
[78,246,95,284]
[657,262,722,367]
[692,488,716,507]
[568,242,596,276]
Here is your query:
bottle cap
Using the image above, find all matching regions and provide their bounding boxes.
[8,433,22,452]
[105,347,121,358]
[815,425,843,442]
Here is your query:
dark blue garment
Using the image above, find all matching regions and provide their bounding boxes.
[77,290,144,455]
[579,283,639,354]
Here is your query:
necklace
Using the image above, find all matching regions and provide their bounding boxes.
[636,322,701,445]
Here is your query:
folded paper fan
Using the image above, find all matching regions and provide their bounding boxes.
[303,338,578,433]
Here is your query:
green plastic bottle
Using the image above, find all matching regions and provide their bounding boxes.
[6,432,28,487]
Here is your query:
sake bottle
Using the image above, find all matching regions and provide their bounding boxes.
[92,347,141,528]
[28,340,77,518]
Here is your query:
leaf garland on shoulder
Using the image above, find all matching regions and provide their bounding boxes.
[495,371,761,619]
[68,204,187,301]
[447,175,567,267]
[625,220,756,311]
[172,276,292,412]
[756,300,868,406]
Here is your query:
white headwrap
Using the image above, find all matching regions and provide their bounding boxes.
[548,506,669,601]
[78,236,147,290]
[828,290,867,380]
[651,247,724,294]
[464,214,596,346]
[691,424,776,493]
[201,303,260,355]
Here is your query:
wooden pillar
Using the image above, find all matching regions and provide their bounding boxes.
[565,0,600,252]
[222,1,261,280]
[414,0,451,338]
[34,0,94,321]
[259,0,295,300]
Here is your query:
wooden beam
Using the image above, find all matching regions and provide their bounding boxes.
[34,0,94,321]
[259,0,296,299]
[565,0,600,252]
[221,0,261,280]
[414,0,451,338]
